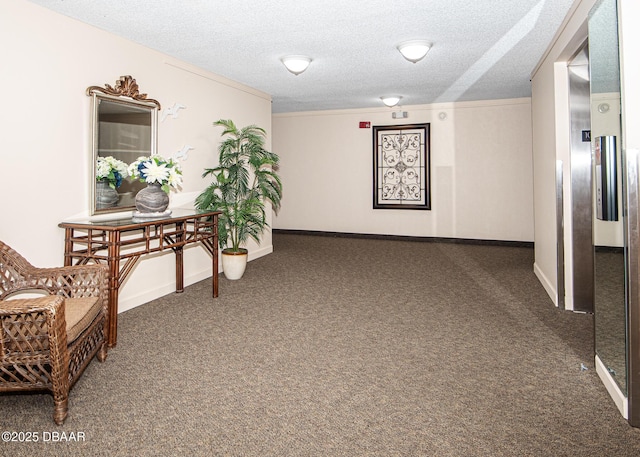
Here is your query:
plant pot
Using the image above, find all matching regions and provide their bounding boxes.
[221,248,248,280]
[135,182,169,213]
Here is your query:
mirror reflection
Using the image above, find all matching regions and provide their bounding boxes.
[88,76,159,215]
[589,0,627,395]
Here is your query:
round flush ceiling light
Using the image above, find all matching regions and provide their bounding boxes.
[281,55,312,75]
[380,96,402,107]
[397,40,432,63]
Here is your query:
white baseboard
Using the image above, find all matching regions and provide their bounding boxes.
[595,354,628,419]
[117,267,212,314]
[534,261,558,307]
[247,244,273,261]
[117,244,273,314]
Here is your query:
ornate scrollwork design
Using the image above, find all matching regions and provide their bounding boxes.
[86,75,161,109]
[380,132,422,201]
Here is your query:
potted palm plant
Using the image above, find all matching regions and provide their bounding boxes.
[195,119,282,280]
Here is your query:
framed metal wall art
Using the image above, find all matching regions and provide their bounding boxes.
[373,123,431,210]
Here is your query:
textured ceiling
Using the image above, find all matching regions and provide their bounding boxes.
[27,0,576,113]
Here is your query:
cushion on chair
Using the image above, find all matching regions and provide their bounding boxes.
[64,297,103,343]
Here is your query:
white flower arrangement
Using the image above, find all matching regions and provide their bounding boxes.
[96,156,129,189]
[128,155,183,193]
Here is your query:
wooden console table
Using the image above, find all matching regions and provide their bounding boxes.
[59,209,219,348]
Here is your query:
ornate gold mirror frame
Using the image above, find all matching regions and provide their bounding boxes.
[87,76,160,215]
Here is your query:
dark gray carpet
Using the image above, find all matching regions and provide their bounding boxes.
[2,233,640,456]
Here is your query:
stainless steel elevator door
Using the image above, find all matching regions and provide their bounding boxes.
[568,45,594,313]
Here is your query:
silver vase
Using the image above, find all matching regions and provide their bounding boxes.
[96,179,119,209]
[135,183,169,213]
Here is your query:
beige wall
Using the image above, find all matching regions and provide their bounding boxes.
[619,0,640,152]
[7,0,636,317]
[619,0,640,426]
[531,0,640,309]
[0,0,272,312]
[530,0,597,307]
[273,98,534,242]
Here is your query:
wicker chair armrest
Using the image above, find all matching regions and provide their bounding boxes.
[0,295,65,315]
[26,264,108,299]
[0,295,68,359]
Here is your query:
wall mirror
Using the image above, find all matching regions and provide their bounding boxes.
[589,0,627,397]
[87,76,160,215]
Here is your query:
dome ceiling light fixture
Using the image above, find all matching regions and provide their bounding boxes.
[281,55,312,75]
[380,96,402,107]
[397,40,432,63]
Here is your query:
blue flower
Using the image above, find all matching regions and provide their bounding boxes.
[96,156,129,188]
[128,155,183,192]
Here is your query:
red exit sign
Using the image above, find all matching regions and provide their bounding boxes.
[359,121,371,128]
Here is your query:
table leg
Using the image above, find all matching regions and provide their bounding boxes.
[175,246,184,293]
[175,221,184,293]
[63,228,73,267]
[213,214,219,297]
[106,231,121,348]
[200,234,218,298]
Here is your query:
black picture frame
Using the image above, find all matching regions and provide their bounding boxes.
[373,123,431,210]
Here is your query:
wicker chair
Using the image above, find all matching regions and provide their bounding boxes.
[0,240,108,425]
